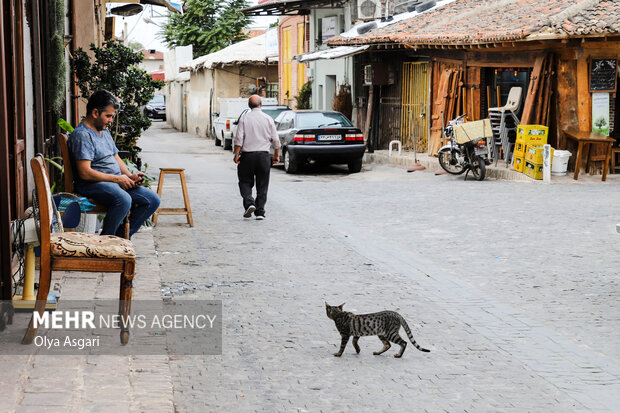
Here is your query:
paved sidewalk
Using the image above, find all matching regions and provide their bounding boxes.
[0,230,174,413]
[364,149,620,184]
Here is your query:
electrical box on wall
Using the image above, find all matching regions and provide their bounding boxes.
[363,64,395,86]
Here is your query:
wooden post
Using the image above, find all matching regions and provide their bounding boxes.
[364,86,374,150]
[487,85,492,110]
[496,86,501,107]
[576,58,591,131]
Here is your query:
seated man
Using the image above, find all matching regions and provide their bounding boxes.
[68,90,160,238]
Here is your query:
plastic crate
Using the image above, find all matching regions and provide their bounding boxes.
[525,145,554,164]
[524,160,544,180]
[514,138,527,157]
[517,125,548,145]
[513,155,525,172]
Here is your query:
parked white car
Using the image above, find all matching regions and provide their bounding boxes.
[212,97,277,150]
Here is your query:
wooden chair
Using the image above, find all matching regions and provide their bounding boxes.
[610,147,620,174]
[22,155,136,345]
[58,133,130,239]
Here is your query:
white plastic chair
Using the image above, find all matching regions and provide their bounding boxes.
[489,87,522,113]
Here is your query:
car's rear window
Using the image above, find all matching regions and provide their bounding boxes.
[149,95,165,105]
[263,108,288,119]
[296,112,352,129]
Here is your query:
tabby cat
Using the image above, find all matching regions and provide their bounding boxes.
[325,302,430,358]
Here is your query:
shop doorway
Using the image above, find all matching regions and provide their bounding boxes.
[483,68,530,119]
[401,61,429,152]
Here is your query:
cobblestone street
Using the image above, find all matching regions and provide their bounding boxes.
[143,122,620,412]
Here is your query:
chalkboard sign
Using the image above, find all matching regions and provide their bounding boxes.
[589,58,617,92]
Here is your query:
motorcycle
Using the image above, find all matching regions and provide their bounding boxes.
[438,113,492,181]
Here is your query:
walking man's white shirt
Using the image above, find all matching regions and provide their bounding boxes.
[234,108,280,152]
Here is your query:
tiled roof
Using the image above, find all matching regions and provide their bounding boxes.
[329,0,620,46]
[139,49,164,60]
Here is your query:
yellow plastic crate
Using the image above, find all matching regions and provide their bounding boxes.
[524,160,544,180]
[514,138,527,157]
[517,125,548,145]
[525,145,554,164]
[513,155,525,172]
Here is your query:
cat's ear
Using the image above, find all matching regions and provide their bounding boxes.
[339,302,345,309]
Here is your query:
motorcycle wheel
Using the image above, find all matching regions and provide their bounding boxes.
[470,155,486,181]
[438,149,467,175]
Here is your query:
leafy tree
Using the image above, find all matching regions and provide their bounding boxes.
[161,0,251,58]
[127,40,145,51]
[295,80,312,109]
[71,41,164,159]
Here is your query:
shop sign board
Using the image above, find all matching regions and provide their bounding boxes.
[265,27,278,58]
[322,16,338,41]
[589,58,617,92]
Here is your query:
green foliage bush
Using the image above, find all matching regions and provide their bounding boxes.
[295,80,312,110]
[71,41,164,158]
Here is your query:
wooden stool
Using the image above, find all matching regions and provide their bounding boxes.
[153,168,194,227]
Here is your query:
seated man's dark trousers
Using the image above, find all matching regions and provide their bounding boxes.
[237,151,272,217]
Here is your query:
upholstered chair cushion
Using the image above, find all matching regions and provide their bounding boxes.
[50,232,135,259]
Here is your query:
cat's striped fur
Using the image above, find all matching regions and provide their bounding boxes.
[325,302,430,358]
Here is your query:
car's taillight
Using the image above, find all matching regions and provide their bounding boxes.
[477,140,486,147]
[226,120,230,130]
[293,134,315,143]
[345,133,364,141]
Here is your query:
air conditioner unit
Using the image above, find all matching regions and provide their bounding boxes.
[357,0,382,20]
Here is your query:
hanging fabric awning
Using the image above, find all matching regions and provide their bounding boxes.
[295,45,369,63]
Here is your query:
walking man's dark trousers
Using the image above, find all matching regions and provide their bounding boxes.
[237,151,272,217]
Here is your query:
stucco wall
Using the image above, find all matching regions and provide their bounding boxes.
[186,69,215,138]
[185,64,279,139]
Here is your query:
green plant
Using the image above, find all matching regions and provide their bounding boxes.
[58,118,74,133]
[161,0,251,59]
[333,84,352,120]
[44,156,64,193]
[295,80,312,109]
[71,41,164,159]
[47,0,65,114]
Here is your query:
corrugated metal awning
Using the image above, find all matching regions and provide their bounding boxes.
[295,45,369,62]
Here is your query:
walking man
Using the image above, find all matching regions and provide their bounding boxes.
[68,89,160,238]
[233,95,281,220]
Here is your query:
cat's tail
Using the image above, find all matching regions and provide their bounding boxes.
[398,314,430,352]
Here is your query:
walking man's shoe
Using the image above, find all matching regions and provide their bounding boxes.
[255,215,265,220]
[244,205,256,218]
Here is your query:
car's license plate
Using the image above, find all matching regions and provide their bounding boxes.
[318,135,341,141]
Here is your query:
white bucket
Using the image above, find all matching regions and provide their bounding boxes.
[551,150,572,176]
